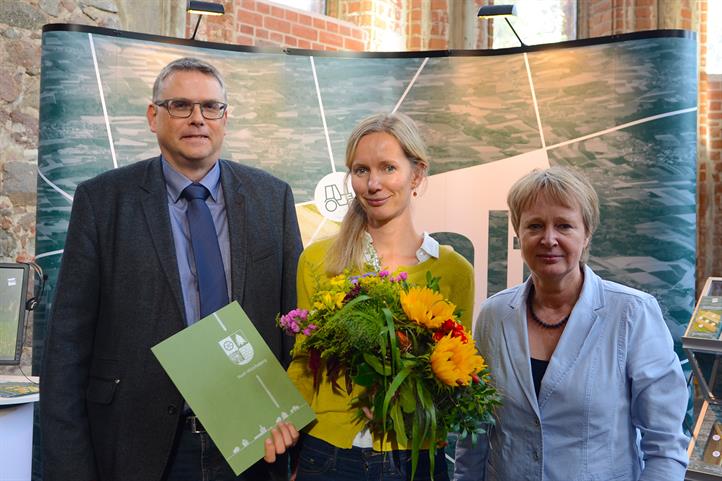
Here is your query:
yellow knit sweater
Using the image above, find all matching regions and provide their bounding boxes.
[286,237,475,451]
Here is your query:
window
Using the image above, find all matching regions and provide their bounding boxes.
[493,0,576,49]
[269,0,325,15]
[708,0,722,74]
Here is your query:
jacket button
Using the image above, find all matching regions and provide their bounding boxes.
[533,450,540,461]
[534,418,540,426]
[167,404,177,415]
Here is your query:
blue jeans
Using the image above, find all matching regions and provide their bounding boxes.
[296,435,449,481]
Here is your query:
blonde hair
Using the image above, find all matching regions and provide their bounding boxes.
[507,166,599,263]
[326,112,429,275]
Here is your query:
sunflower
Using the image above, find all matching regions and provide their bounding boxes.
[399,287,456,330]
[431,333,485,386]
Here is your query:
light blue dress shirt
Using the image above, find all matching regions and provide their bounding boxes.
[454,265,689,481]
[162,158,231,324]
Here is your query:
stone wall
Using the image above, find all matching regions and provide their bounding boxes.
[0,0,120,375]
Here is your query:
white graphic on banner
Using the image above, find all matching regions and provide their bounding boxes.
[314,172,354,222]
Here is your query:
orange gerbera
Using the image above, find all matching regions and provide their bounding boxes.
[431,333,485,386]
[400,287,456,330]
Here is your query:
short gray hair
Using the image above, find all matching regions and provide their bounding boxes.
[152,57,227,102]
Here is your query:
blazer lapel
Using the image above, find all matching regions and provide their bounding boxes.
[139,157,185,321]
[537,265,605,407]
[500,280,540,416]
[220,160,247,305]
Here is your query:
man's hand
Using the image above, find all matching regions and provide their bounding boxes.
[263,421,299,463]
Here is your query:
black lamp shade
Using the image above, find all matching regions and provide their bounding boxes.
[477,4,517,18]
[187,1,225,16]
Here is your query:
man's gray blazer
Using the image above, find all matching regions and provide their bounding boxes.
[40,157,302,481]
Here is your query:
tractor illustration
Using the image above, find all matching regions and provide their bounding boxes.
[324,184,353,212]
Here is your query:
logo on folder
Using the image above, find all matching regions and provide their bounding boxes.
[218,329,254,365]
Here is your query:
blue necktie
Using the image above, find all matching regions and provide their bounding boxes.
[181,183,229,320]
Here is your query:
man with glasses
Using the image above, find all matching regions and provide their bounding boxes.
[41,57,302,481]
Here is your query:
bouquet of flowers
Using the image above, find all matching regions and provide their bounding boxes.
[279,270,500,479]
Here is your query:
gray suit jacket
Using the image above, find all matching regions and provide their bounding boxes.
[40,157,302,481]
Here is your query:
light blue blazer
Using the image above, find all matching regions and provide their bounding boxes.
[454,265,689,481]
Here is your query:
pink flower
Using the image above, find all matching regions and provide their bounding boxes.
[379,270,390,278]
[279,308,309,335]
[302,323,318,336]
[289,309,308,321]
[393,272,408,282]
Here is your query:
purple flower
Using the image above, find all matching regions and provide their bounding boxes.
[344,283,362,302]
[279,308,309,335]
[379,270,390,278]
[391,271,408,282]
[289,308,308,321]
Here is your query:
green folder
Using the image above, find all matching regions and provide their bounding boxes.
[152,301,315,475]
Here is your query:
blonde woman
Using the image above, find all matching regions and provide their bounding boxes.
[288,112,474,480]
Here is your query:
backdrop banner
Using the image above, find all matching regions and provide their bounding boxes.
[33,23,697,478]
[33,27,697,468]
[36,26,696,349]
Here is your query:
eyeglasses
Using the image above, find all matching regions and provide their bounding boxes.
[154,99,228,119]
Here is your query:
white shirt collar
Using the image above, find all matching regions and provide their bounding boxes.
[417,232,440,262]
[363,231,439,270]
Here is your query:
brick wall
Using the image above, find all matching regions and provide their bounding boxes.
[188,0,366,51]
[190,0,491,53]
[428,0,448,49]
[697,0,722,288]
[329,0,406,51]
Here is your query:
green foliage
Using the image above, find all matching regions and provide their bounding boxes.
[282,270,501,480]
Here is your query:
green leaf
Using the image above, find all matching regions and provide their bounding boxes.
[426,271,441,292]
[428,442,436,481]
[382,307,401,373]
[363,352,391,376]
[399,382,416,413]
[353,361,377,387]
[381,366,413,424]
[411,408,421,481]
[389,402,408,446]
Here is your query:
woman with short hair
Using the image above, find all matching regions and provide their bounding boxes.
[454,166,688,481]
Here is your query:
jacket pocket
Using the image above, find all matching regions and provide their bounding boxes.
[87,359,121,404]
[250,246,276,264]
[86,376,119,404]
